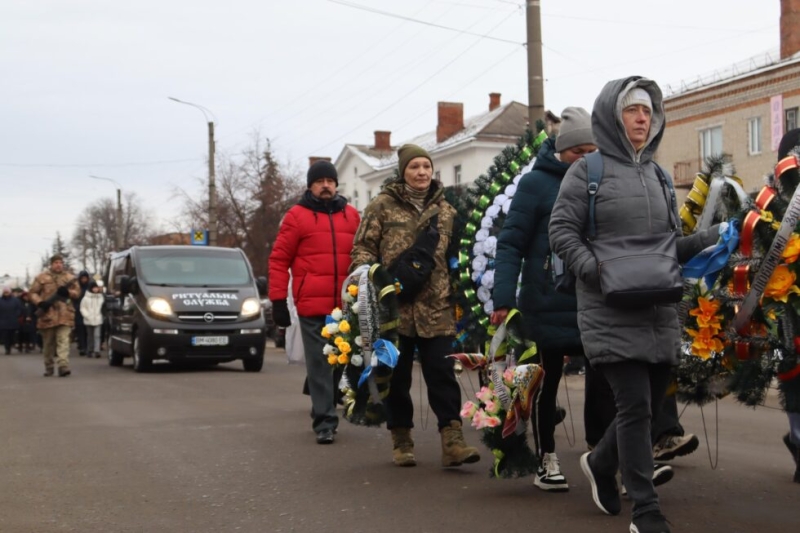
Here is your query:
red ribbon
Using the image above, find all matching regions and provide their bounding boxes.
[740,211,761,257]
[775,155,799,182]
[732,265,750,296]
[735,341,752,361]
[755,187,776,210]
[778,364,800,382]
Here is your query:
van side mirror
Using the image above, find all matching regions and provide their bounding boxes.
[256,276,267,296]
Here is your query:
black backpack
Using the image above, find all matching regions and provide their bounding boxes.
[388,214,439,302]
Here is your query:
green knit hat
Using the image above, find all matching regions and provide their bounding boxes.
[397,144,433,177]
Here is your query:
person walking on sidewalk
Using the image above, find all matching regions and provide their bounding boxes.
[80,280,104,358]
[351,144,480,469]
[549,77,720,533]
[492,107,608,492]
[268,160,360,445]
[29,255,80,377]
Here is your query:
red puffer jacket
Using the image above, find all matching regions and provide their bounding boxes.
[268,192,360,317]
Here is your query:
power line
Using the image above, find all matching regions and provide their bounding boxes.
[542,12,772,33]
[0,158,201,169]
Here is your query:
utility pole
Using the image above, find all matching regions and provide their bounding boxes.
[207,121,217,246]
[526,0,545,129]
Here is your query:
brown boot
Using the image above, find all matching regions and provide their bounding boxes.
[391,428,416,467]
[440,420,481,467]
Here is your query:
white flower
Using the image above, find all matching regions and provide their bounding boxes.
[342,292,354,304]
[477,286,491,303]
[521,160,535,175]
[480,215,494,229]
[486,205,501,219]
[350,301,360,315]
[502,198,512,214]
[493,193,508,206]
[483,300,494,315]
[472,270,482,282]
[483,236,497,257]
[323,344,335,355]
[472,255,488,273]
[326,322,339,335]
[331,308,343,321]
[505,184,517,197]
[350,354,363,367]
[472,242,485,256]
[354,335,363,347]
[475,229,489,242]
[480,270,495,289]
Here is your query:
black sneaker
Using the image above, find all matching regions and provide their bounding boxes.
[533,452,569,492]
[579,452,620,515]
[316,429,334,444]
[621,463,673,496]
[653,434,699,461]
[784,434,800,483]
[630,510,671,533]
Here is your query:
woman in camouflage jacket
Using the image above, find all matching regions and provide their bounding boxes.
[351,144,480,469]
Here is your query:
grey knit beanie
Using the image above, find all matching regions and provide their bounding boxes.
[555,107,594,152]
[619,87,653,112]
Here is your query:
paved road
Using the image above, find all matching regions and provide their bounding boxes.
[0,345,796,533]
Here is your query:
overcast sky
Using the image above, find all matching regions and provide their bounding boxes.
[0,0,781,280]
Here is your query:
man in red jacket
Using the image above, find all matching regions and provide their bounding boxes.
[268,160,360,444]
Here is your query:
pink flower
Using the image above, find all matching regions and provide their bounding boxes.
[460,401,478,419]
[475,386,495,403]
[472,409,502,429]
[503,368,514,386]
[483,399,501,415]
[483,415,502,428]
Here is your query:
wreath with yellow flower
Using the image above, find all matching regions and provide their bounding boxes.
[678,153,800,413]
[322,263,400,426]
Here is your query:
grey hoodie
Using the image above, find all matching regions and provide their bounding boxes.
[548,76,718,366]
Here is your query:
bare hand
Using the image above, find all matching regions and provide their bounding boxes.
[490,307,509,326]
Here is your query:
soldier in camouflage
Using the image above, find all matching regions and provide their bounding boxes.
[351,143,480,469]
[28,255,81,377]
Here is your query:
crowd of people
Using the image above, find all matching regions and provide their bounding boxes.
[267,74,800,533]
[0,260,110,377]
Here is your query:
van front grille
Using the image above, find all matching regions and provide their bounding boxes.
[176,312,239,323]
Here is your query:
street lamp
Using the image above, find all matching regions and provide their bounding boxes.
[168,96,218,246]
[89,175,123,251]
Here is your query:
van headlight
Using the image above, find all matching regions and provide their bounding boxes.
[147,297,173,317]
[240,297,261,318]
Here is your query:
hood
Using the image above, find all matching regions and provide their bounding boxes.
[297,190,348,214]
[592,76,665,164]
[532,136,571,177]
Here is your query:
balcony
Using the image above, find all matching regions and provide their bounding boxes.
[672,159,702,188]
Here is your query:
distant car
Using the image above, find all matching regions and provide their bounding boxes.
[260,298,286,349]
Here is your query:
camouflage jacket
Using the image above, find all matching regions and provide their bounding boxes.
[28,269,80,329]
[351,180,456,338]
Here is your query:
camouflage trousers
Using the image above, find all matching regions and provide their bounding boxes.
[41,326,71,372]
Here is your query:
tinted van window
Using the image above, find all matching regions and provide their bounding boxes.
[137,249,251,286]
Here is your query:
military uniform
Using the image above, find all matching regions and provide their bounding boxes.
[28,268,80,376]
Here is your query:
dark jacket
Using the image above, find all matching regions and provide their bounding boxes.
[351,180,457,338]
[549,76,718,366]
[0,294,23,330]
[493,136,582,352]
[268,191,361,317]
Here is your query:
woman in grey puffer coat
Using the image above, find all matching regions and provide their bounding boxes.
[549,76,719,533]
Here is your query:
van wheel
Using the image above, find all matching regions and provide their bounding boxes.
[132,335,151,373]
[242,355,263,372]
[108,346,124,367]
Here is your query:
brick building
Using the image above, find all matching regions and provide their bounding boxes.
[659,0,800,195]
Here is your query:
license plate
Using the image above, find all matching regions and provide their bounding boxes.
[192,336,229,346]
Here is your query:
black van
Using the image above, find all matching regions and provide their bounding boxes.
[103,245,268,372]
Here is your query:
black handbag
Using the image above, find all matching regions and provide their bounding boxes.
[387,214,439,302]
[584,152,682,309]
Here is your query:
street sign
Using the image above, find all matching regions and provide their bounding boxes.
[191,229,209,246]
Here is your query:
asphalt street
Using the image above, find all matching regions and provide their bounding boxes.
[0,345,796,533]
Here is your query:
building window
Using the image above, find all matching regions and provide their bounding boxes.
[786,108,798,133]
[434,170,441,181]
[699,126,723,160]
[748,117,762,155]
[454,165,462,186]
[354,166,358,177]
[368,190,373,201]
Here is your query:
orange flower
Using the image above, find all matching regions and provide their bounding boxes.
[321,327,332,339]
[783,234,800,264]
[347,284,359,297]
[764,264,800,303]
[686,327,724,360]
[689,297,722,330]
[337,353,349,365]
[327,354,338,365]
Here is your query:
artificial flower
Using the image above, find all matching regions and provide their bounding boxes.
[460,401,478,419]
[321,327,332,339]
[483,300,494,315]
[472,255,488,273]
[503,367,515,387]
[689,297,722,330]
[354,335,363,347]
[492,193,508,207]
[347,284,359,297]
[782,234,800,264]
[477,286,491,303]
[475,228,490,242]
[327,354,338,365]
[350,354,363,367]
[350,301,360,315]
[323,344,336,355]
[476,386,495,403]
[686,327,724,359]
[483,236,497,257]
[504,184,517,197]
[337,353,349,365]
[326,322,340,335]
[483,399,501,415]
[764,264,800,303]
[480,215,494,229]
[331,308,343,321]
[338,342,351,355]
[339,320,351,334]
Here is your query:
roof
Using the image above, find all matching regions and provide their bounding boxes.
[338,101,528,171]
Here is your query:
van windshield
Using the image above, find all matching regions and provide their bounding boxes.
[137,249,251,286]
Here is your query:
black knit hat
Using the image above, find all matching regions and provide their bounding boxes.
[307,160,338,188]
[778,128,800,160]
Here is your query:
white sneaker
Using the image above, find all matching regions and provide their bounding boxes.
[533,452,569,492]
[653,434,699,461]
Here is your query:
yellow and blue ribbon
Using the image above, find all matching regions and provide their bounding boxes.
[358,338,399,388]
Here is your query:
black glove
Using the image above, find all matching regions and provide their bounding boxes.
[57,286,70,298]
[272,299,291,328]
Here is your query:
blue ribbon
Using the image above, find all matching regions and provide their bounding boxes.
[358,338,399,387]
[325,315,336,325]
[683,220,740,287]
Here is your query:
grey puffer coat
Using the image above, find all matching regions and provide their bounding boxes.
[548,76,719,366]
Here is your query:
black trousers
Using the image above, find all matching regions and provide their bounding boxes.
[386,334,461,430]
[531,349,566,455]
[75,314,87,352]
[0,329,14,353]
[584,355,617,448]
